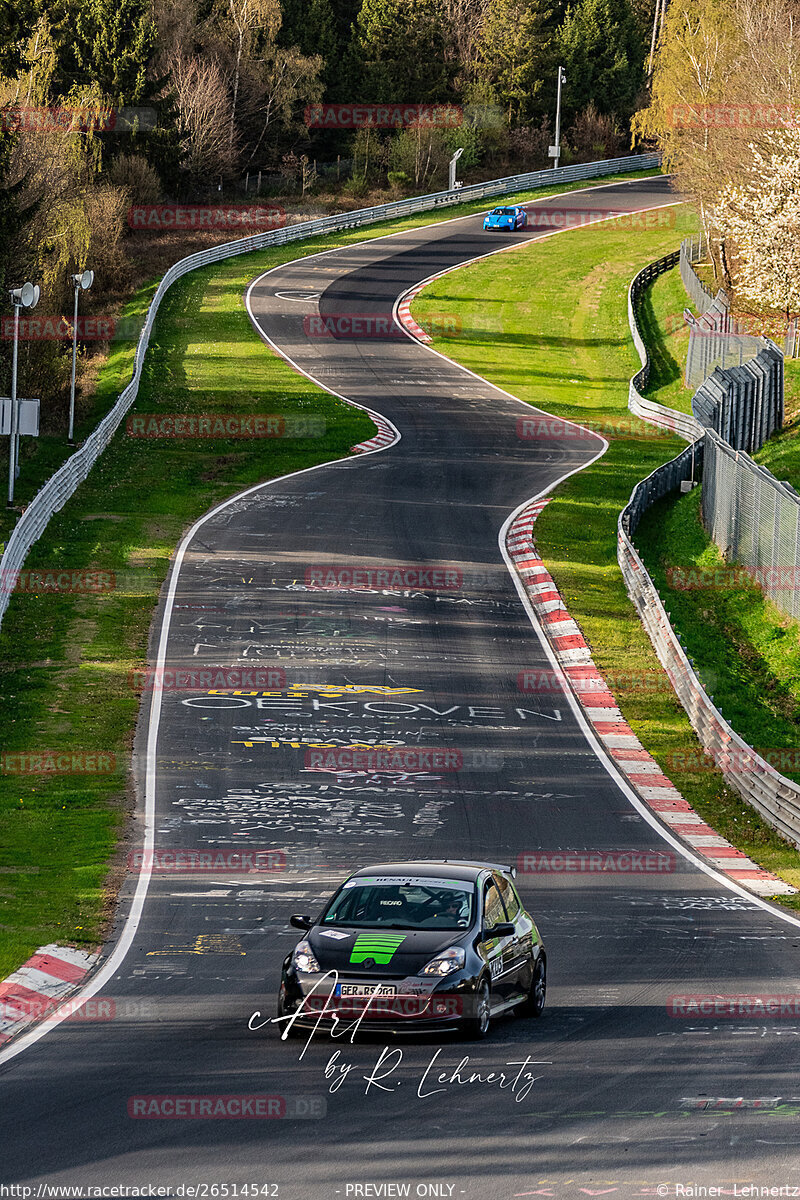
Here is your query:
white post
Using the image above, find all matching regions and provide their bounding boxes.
[7,300,19,506]
[68,281,79,443]
[448,148,464,191]
[67,270,93,445]
[552,67,566,169]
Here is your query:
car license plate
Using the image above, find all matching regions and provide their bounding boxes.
[336,983,397,997]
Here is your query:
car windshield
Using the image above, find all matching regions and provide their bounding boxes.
[321,876,474,930]
[492,208,515,215]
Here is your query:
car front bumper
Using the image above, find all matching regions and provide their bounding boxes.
[279,969,479,1032]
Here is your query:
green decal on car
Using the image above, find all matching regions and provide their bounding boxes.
[350,933,406,964]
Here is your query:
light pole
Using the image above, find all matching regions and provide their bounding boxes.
[7,281,40,507]
[550,67,567,169]
[68,269,94,444]
[448,147,464,191]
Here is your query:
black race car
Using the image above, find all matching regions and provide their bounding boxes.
[277,860,546,1039]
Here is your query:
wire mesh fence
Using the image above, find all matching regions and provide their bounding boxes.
[680,236,715,312]
[702,428,800,624]
[681,240,765,388]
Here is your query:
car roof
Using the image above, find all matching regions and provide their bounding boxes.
[348,860,513,883]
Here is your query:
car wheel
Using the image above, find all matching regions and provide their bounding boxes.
[276,994,303,1038]
[462,977,492,1040]
[519,955,546,1018]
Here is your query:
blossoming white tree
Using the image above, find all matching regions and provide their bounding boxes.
[712,126,800,319]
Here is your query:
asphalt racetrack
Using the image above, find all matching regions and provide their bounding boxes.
[3,176,800,1198]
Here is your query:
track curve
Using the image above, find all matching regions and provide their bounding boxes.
[2,177,800,1198]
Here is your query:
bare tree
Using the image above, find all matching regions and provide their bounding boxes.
[168,51,238,182]
[215,0,281,151]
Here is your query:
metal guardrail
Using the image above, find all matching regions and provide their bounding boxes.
[620,251,800,849]
[627,251,705,444]
[0,153,659,630]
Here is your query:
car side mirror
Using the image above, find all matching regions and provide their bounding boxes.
[290,914,313,931]
[485,921,515,938]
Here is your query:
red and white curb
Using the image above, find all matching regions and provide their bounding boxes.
[0,944,100,1045]
[507,500,795,898]
[396,281,437,343]
[350,410,398,455]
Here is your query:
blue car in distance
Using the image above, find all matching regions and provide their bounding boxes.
[483,205,527,231]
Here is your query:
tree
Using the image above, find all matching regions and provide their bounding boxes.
[633,0,758,273]
[388,123,451,188]
[67,0,157,104]
[214,0,282,151]
[355,0,452,101]
[168,52,238,183]
[206,0,323,168]
[474,0,555,124]
[557,0,645,124]
[712,129,800,319]
[278,0,338,66]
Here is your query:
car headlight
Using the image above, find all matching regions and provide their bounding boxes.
[420,946,466,977]
[291,939,321,973]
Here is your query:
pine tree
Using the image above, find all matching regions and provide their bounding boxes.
[557,0,645,123]
[475,0,556,124]
[355,0,452,101]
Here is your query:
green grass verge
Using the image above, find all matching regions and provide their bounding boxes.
[636,488,800,774]
[411,204,800,903]
[0,168,662,979]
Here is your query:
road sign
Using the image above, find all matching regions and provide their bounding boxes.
[0,398,40,437]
